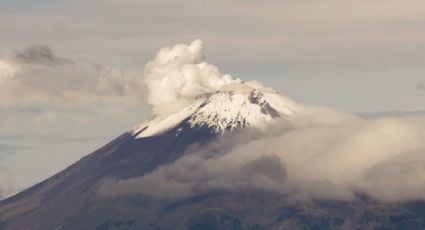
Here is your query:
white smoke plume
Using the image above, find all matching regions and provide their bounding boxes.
[144,39,274,116]
[101,40,425,203]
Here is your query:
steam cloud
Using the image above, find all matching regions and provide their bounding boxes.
[101,40,425,203]
[144,39,273,115]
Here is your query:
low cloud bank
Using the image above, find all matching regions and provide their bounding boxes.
[102,109,425,202]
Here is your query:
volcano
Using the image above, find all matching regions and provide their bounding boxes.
[1,89,425,230]
[2,38,425,229]
[0,90,296,229]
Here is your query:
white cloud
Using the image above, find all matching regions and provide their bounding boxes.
[0,45,144,105]
[144,39,274,115]
[0,45,151,200]
[1,0,425,112]
[102,96,425,202]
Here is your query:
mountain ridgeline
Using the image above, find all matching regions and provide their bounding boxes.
[1,90,425,230]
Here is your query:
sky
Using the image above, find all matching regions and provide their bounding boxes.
[1,0,425,198]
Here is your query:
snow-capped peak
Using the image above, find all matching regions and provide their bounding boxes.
[132,90,301,138]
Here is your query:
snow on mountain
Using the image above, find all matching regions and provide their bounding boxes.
[133,89,301,138]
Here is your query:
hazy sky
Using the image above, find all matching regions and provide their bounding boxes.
[1,0,425,111]
[1,0,425,197]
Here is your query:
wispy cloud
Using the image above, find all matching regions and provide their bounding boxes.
[0,44,145,105]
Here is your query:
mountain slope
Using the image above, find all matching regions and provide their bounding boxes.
[0,90,300,229]
[133,90,300,138]
[1,90,425,230]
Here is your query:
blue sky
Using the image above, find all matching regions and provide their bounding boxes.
[0,0,425,197]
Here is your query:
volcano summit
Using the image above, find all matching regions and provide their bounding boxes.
[1,41,425,230]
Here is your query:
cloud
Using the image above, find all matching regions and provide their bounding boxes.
[102,110,425,202]
[0,45,144,105]
[1,0,425,112]
[97,41,425,202]
[0,39,422,203]
[144,39,274,115]
[0,47,149,199]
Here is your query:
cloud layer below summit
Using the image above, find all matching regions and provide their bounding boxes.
[102,41,425,202]
[105,107,425,202]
